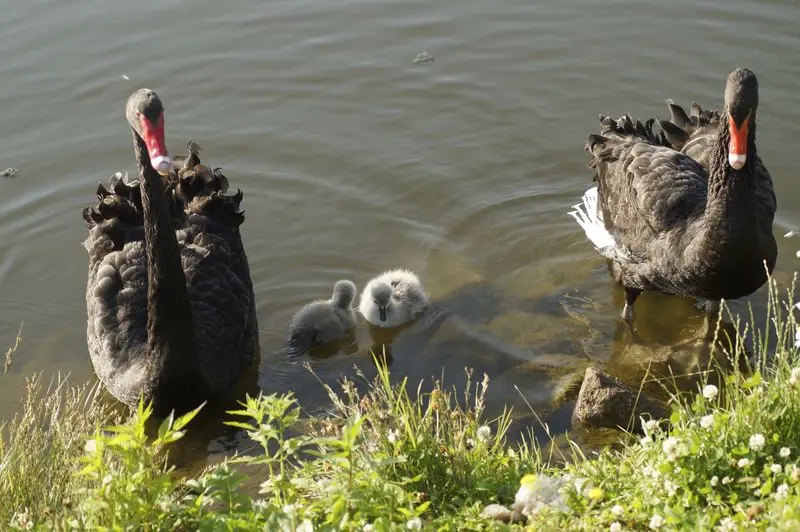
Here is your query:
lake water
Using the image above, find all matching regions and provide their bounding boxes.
[1,0,799,466]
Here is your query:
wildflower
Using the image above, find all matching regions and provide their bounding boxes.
[640,436,652,446]
[772,464,783,474]
[406,517,422,530]
[663,437,678,455]
[649,514,666,529]
[643,419,659,433]
[722,476,733,485]
[791,367,800,385]
[737,458,752,469]
[476,425,492,443]
[387,428,400,444]
[700,414,715,429]
[702,384,718,400]
[780,447,792,458]
[717,517,736,531]
[664,479,679,497]
[84,439,97,454]
[253,499,268,512]
[710,476,719,487]
[296,520,314,532]
[282,503,299,515]
[776,483,790,500]
[610,522,622,532]
[611,504,625,517]
[508,447,517,458]
[588,487,604,500]
[363,525,375,532]
[749,433,766,452]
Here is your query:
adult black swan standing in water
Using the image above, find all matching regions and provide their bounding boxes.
[82,89,259,413]
[569,68,777,323]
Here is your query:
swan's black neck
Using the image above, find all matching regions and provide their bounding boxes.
[133,129,199,391]
[705,122,758,227]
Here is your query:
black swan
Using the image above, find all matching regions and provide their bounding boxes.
[569,68,777,322]
[287,280,357,356]
[82,89,259,413]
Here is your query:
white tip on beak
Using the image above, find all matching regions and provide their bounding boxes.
[728,152,746,170]
[150,155,172,176]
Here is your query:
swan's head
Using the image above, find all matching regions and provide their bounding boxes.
[724,68,758,171]
[371,282,394,322]
[126,88,171,176]
[331,280,357,309]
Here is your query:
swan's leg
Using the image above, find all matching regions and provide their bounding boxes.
[621,286,642,324]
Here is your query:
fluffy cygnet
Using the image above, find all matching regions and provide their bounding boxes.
[358,269,428,328]
[288,280,357,355]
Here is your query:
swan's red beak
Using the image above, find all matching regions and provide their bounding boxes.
[728,114,750,170]
[140,113,171,176]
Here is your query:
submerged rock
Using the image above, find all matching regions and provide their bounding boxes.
[572,367,669,433]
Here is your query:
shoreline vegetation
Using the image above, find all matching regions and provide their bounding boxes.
[3,278,800,530]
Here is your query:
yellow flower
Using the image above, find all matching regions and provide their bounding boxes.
[520,474,537,487]
[588,487,604,500]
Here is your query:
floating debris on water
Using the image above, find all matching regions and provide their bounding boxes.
[413,51,434,64]
[1,168,19,178]
[785,230,797,238]
[121,74,130,80]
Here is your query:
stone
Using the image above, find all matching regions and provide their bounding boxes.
[571,367,669,433]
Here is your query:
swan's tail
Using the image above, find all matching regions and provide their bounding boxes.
[568,186,616,251]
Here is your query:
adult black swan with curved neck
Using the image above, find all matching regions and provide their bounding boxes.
[569,68,777,323]
[82,89,259,413]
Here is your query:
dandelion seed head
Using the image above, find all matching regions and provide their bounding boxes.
[702,384,718,400]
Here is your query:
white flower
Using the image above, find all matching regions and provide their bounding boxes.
[84,439,97,454]
[406,517,422,530]
[737,458,752,469]
[363,525,375,532]
[781,447,792,458]
[664,479,679,497]
[702,384,718,400]
[640,436,652,446]
[710,476,719,487]
[387,428,400,444]
[722,476,733,485]
[662,437,678,455]
[791,367,800,385]
[643,419,659,433]
[749,433,766,452]
[649,514,666,529]
[296,520,314,532]
[282,503,299,515]
[700,415,715,429]
[717,517,736,531]
[611,504,625,517]
[476,425,492,443]
[770,463,782,474]
[610,522,622,532]
[776,483,790,500]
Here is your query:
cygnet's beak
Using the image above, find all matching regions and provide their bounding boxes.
[378,307,387,322]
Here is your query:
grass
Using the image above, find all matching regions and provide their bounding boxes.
[3,277,800,530]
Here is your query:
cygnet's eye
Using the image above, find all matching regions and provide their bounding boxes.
[390,280,399,287]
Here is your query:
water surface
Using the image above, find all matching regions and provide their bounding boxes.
[1,0,799,465]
